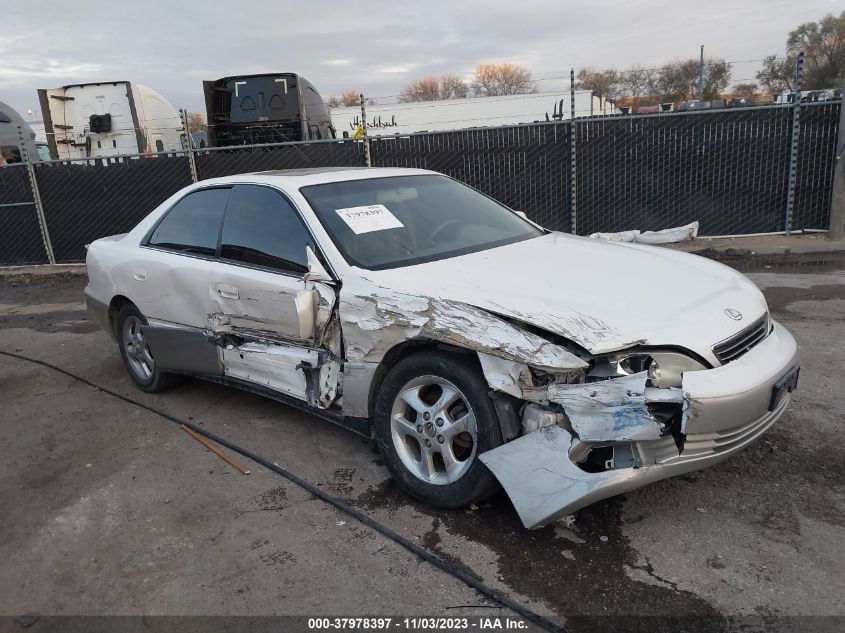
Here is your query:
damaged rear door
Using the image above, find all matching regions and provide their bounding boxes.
[205,184,341,407]
[140,186,231,375]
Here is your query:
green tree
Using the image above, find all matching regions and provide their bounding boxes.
[656,58,731,101]
[757,55,798,93]
[758,11,845,92]
[787,11,845,87]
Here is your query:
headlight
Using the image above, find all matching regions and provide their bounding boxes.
[590,351,705,388]
[647,352,706,387]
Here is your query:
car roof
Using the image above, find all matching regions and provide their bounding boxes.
[199,167,437,188]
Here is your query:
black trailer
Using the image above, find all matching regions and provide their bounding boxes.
[203,73,334,147]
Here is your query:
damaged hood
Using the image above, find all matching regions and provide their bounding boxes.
[355,232,767,361]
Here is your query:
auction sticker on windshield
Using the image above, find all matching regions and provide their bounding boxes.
[335,204,405,234]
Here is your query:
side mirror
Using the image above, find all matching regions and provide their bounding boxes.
[303,246,332,283]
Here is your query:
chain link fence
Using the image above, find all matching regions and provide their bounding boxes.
[794,101,841,230]
[0,100,840,266]
[0,163,46,265]
[370,124,572,232]
[33,153,195,262]
[195,139,366,180]
[576,106,795,235]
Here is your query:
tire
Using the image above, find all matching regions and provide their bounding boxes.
[116,303,183,393]
[374,350,502,508]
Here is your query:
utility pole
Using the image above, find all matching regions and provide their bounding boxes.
[696,45,704,101]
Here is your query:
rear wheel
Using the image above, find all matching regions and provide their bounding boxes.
[374,351,502,508]
[116,304,182,393]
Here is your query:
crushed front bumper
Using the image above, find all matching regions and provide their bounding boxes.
[480,321,799,529]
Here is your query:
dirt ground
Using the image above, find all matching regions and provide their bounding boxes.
[1,262,843,631]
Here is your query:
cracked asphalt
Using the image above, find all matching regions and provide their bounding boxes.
[0,264,843,631]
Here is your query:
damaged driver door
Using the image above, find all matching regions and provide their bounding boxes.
[205,184,340,408]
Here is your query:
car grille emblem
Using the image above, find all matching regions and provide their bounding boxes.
[724,308,743,321]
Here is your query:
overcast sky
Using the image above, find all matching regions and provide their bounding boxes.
[2,0,843,120]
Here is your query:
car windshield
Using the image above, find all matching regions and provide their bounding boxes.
[300,174,543,270]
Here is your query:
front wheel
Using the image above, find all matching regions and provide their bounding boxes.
[374,351,502,508]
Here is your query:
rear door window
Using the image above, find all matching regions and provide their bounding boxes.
[220,184,315,274]
[147,188,230,256]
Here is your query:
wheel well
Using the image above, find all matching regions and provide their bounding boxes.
[107,295,134,339]
[366,339,478,418]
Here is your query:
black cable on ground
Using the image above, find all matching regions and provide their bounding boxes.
[0,349,565,633]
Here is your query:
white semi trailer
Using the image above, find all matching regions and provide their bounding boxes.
[331,90,618,137]
[38,81,187,159]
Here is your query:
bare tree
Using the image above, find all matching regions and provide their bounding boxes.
[787,11,845,87]
[327,95,343,108]
[439,75,469,100]
[341,90,362,107]
[186,112,207,134]
[400,77,441,102]
[472,63,535,96]
[399,75,469,102]
[576,67,621,101]
[618,65,657,100]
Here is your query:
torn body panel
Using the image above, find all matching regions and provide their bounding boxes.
[205,269,342,409]
[339,283,588,372]
[208,285,302,340]
[480,425,694,529]
[221,341,341,408]
[547,371,663,442]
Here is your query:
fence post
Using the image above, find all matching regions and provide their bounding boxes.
[784,51,804,235]
[360,93,372,168]
[181,109,199,183]
[829,78,845,240]
[18,126,56,265]
[569,69,578,235]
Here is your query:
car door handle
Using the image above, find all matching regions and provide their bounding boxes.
[133,269,147,282]
[216,284,239,299]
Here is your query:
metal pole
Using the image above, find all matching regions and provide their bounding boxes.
[784,51,805,235]
[828,77,845,239]
[181,109,199,183]
[360,93,371,168]
[18,126,56,265]
[697,45,705,101]
[570,69,577,234]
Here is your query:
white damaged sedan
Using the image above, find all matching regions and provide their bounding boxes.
[85,168,799,528]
